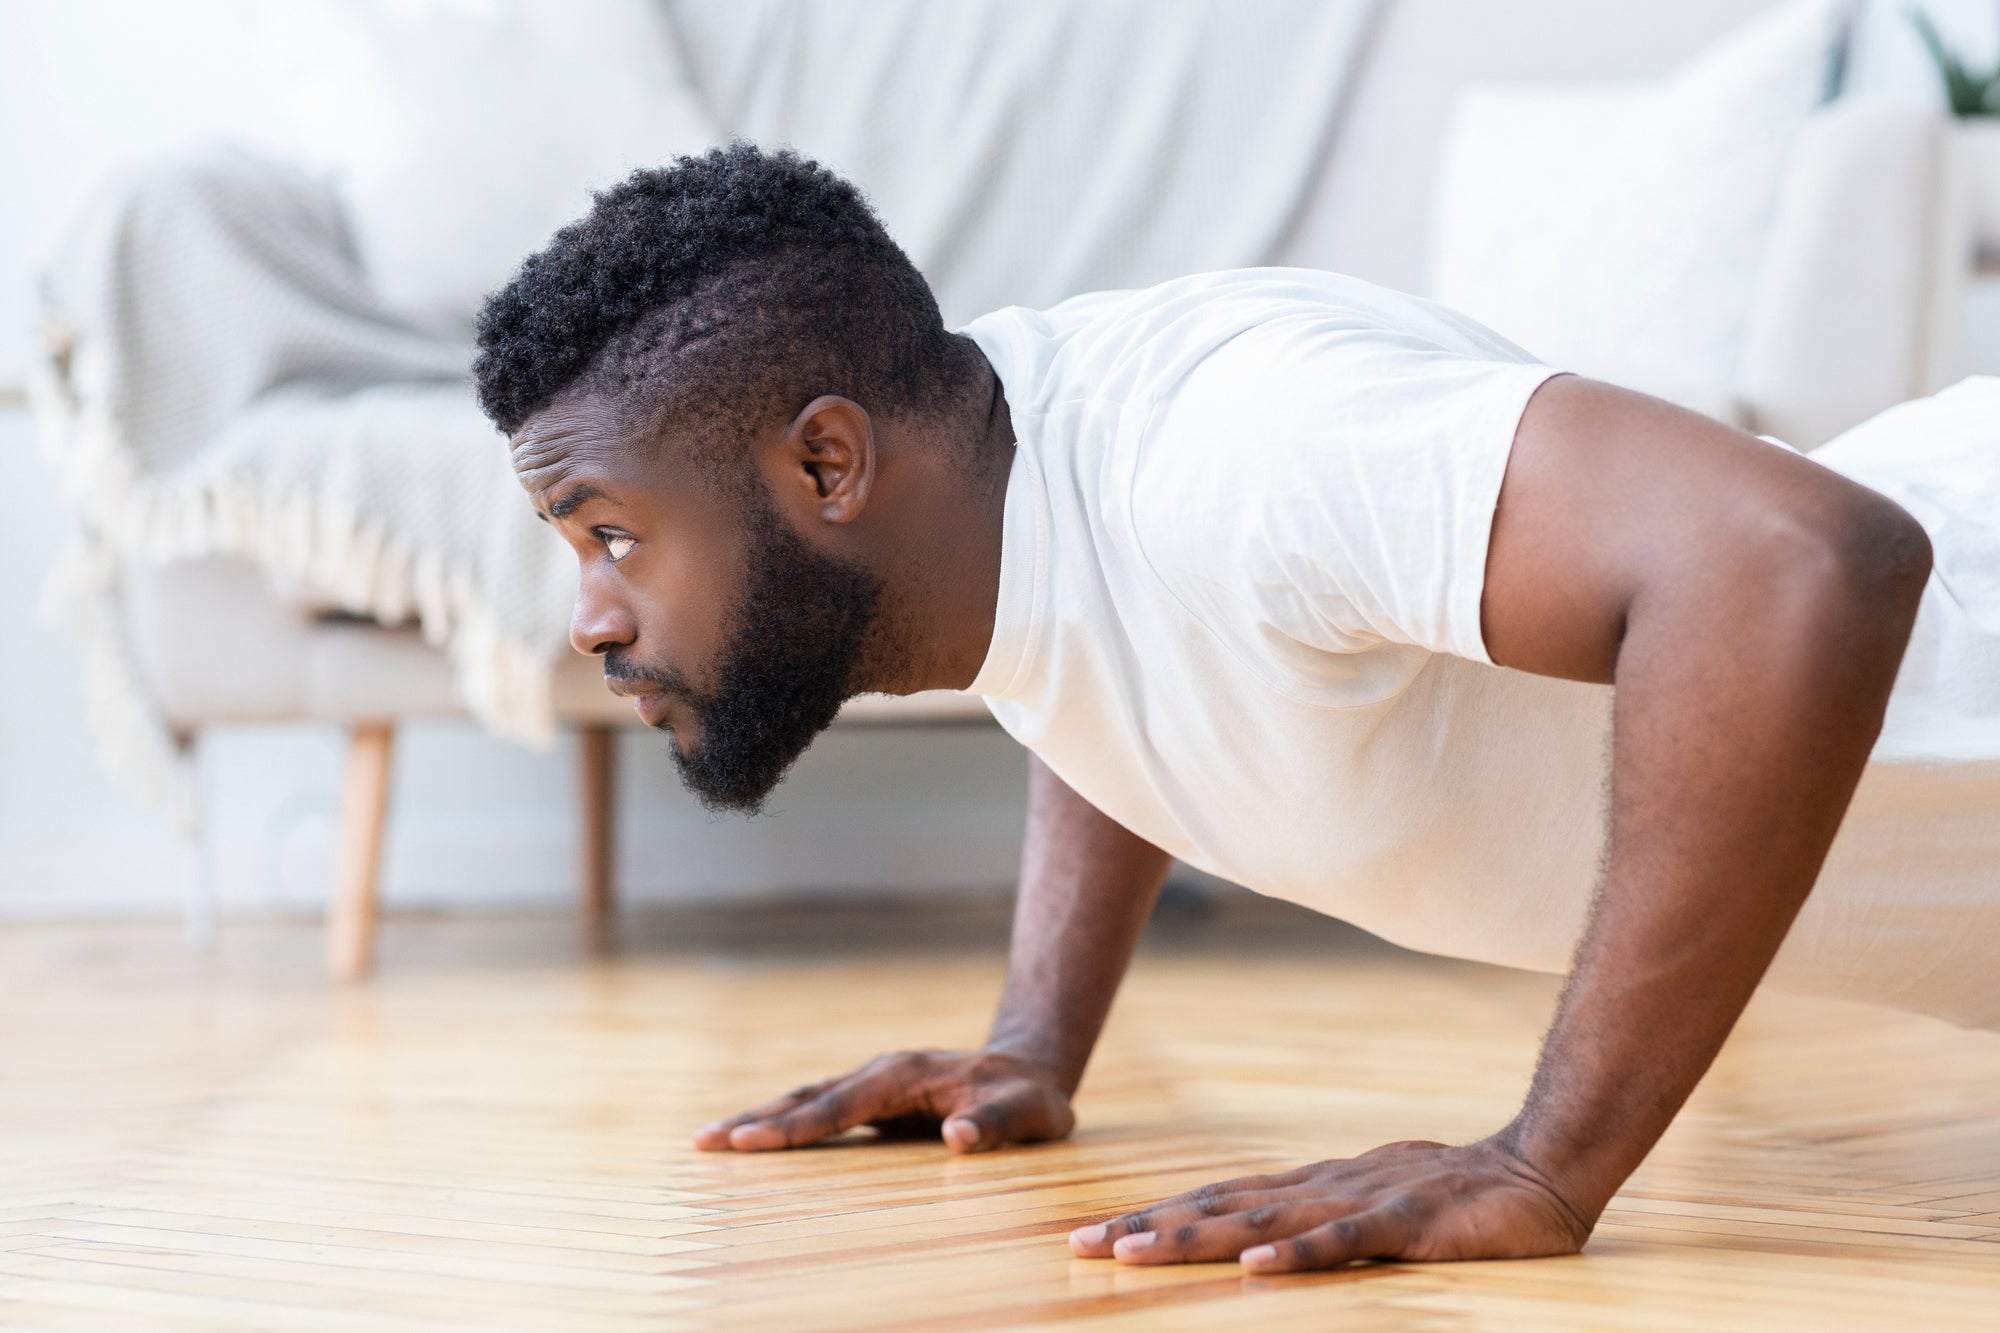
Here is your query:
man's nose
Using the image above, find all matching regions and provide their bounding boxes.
[570,582,637,657]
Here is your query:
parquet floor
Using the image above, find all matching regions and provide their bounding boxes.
[2,899,1998,1330]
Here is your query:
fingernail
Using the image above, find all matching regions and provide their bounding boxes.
[1241,1245,1276,1267]
[942,1118,978,1149]
[1070,1224,1107,1246]
[1114,1231,1155,1254]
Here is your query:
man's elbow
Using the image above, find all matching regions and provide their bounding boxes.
[1757,488,1932,656]
[1823,493,1931,614]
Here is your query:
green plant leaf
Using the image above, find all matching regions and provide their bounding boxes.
[1909,6,2000,116]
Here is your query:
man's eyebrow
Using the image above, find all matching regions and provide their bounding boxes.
[542,485,607,522]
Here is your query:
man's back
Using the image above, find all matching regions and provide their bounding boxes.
[957,268,2000,1027]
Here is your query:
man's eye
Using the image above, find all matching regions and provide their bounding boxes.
[600,532,636,563]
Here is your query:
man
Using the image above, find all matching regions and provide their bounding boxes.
[474,144,1998,1274]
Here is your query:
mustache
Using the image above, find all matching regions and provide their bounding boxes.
[602,651,694,700]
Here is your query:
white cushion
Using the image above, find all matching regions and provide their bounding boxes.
[257,0,718,332]
[1739,101,1944,449]
[1425,0,1844,422]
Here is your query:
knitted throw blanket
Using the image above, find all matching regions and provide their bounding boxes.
[30,149,576,810]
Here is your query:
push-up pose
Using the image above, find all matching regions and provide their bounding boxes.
[474,145,1999,1273]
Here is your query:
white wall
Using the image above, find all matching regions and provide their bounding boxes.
[0,2,300,390]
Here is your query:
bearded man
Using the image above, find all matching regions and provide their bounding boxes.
[472,143,1999,1274]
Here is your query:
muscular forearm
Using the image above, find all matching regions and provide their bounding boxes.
[984,753,1173,1095]
[1499,506,1931,1217]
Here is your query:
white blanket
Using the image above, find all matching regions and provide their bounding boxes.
[32,149,577,805]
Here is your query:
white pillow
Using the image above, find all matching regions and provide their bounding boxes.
[257,0,718,333]
[1426,0,1844,424]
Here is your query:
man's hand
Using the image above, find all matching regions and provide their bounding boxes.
[1068,1139,1593,1273]
[692,1048,1075,1154]
[694,757,1167,1160]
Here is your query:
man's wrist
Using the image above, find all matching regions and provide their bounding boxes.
[981,1027,1086,1096]
[1487,1115,1628,1226]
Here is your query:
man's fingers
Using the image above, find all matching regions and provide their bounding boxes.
[1070,1172,1311,1256]
[692,1080,836,1151]
[1103,1200,1344,1265]
[1239,1206,1407,1273]
[728,1071,909,1151]
[1072,1191,1233,1257]
[941,1079,1077,1154]
[692,1051,1079,1156]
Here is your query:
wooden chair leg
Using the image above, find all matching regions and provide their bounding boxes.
[173,731,217,947]
[327,723,394,982]
[578,725,616,932]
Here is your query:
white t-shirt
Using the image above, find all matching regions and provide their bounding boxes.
[956,268,2000,1030]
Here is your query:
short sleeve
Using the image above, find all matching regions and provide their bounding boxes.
[1131,310,1568,671]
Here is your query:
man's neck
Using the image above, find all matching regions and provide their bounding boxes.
[871,350,1015,696]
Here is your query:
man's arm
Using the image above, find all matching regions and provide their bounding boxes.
[983,754,1175,1099]
[1481,376,1931,1214]
[1071,373,1931,1270]
[695,753,1169,1152]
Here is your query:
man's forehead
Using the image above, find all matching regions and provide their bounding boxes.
[511,397,639,493]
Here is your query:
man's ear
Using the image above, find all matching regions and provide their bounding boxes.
[773,395,875,523]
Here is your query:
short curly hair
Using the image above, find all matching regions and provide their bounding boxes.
[473,142,978,478]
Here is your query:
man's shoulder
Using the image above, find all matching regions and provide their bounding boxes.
[972,268,1545,421]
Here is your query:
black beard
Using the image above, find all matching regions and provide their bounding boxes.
[607,487,883,814]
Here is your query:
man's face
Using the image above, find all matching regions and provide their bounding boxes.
[513,399,882,813]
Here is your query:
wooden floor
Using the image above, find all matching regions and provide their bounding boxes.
[3,899,1999,1330]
